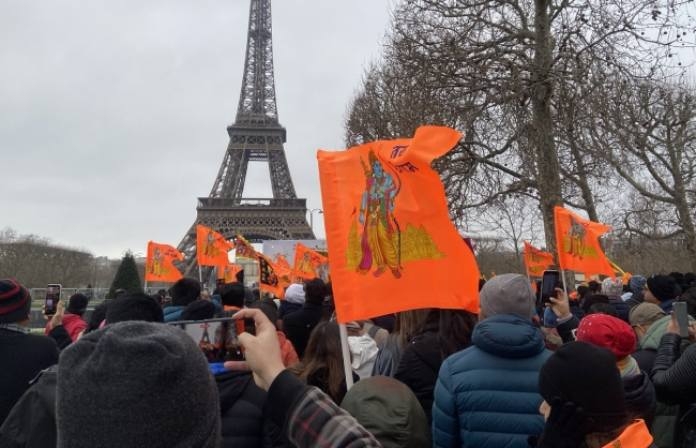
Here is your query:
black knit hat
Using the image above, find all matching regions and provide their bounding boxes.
[106,293,164,324]
[647,275,681,303]
[67,293,89,315]
[539,342,628,433]
[181,299,216,321]
[0,279,32,324]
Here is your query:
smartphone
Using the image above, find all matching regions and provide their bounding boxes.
[171,317,255,362]
[673,301,690,338]
[540,270,561,305]
[44,284,61,316]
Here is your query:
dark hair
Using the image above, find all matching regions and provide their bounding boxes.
[577,285,590,300]
[220,283,245,308]
[290,322,344,402]
[106,293,164,324]
[169,278,201,307]
[581,294,609,314]
[304,278,327,305]
[181,299,216,320]
[681,287,696,319]
[85,302,108,333]
[587,302,618,317]
[437,309,478,357]
[67,293,89,316]
[235,269,244,284]
[588,281,601,293]
[249,300,278,328]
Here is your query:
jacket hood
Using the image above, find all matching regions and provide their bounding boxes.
[472,314,546,359]
[340,376,430,448]
[640,314,695,350]
[622,371,656,421]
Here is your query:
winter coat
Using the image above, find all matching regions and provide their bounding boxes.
[277,331,299,367]
[609,296,631,322]
[0,328,58,425]
[44,313,86,342]
[163,305,185,323]
[282,303,323,359]
[395,325,450,424]
[624,371,657,424]
[371,333,402,377]
[0,366,57,447]
[216,370,285,448]
[278,301,303,319]
[432,314,552,448]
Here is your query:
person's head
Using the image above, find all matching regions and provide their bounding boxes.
[576,314,636,361]
[304,278,327,306]
[180,299,216,321]
[340,376,430,448]
[581,294,609,315]
[586,302,618,317]
[628,275,647,302]
[106,293,164,324]
[681,287,696,319]
[85,302,108,333]
[629,303,667,340]
[576,285,590,301]
[437,309,478,357]
[0,279,32,325]
[284,283,306,305]
[645,275,681,305]
[588,280,601,293]
[235,269,244,284]
[219,283,245,308]
[478,273,535,320]
[292,321,343,401]
[600,277,623,298]
[248,300,279,329]
[394,309,431,346]
[169,278,201,307]
[57,321,220,447]
[539,342,628,434]
[66,293,89,316]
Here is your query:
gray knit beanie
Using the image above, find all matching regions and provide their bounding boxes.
[479,273,536,319]
[56,321,220,448]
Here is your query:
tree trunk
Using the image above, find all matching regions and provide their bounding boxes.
[532,0,563,253]
[567,127,599,222]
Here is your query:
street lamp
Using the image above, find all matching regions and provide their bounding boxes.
[309,208,323,233]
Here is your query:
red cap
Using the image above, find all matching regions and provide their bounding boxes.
[576,313,636,359]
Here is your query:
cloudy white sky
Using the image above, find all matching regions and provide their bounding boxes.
[1,0,393,258]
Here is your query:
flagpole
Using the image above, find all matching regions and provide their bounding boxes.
[560,268,570,296]
[339,323,354,390]
[198,265,203,284]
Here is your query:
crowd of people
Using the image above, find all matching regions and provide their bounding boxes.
[1,269,695,447]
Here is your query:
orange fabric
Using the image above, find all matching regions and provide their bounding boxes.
[293,243,329,280]
[196,225,233,267]
[234,234,257,259]
[601,419,653,448]
[554,206,615,278]
[145,241,184,283]
[523,241,555,278]
[258,253,284,298]
[317,125,480,323]
[275,254,291,275]
[217,263,242,283]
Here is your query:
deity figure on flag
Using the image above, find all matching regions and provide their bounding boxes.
[296,252,317,278]
[568,217,587,259]
[357,150,401,278]
[150,247,163,276]
[203,229,217,257]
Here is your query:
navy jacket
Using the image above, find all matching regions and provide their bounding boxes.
[432,314,551,448]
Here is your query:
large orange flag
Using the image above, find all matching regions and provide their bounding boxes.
[554,206,615,278]
[523,241,555,277]
[258,253,284,298]
[293,243,329,280]
[317,126,480,323]
[274,254,291,276]
[196,224,234,267]
[217,263,242,283]
[145,241,184,283]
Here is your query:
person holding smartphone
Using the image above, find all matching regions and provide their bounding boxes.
[44,293,88,343]
[650,307,696,447]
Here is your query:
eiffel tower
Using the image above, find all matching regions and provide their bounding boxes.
[177,0,314,277]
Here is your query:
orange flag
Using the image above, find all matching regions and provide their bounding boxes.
[196,224,234,267]
[523,241,555,278]
[317,126,480,323]
[293,243,329,280]
[274,254,291,276]
[258,253,284,298]
[145,241,184,283]
[217,263,242,283]
[234,235,257,259]
[554,206,615,278]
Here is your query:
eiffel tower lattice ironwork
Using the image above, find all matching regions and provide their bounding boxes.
[177,0,314,277]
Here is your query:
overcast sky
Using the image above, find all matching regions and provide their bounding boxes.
[1,0,393,258]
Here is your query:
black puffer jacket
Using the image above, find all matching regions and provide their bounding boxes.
[624,371,657,425]
[216,370,285,448]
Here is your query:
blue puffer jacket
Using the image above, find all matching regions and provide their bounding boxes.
[163,305,185,323]
[432,314,551,448]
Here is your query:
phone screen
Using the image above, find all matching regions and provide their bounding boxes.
[45,284,61,315]
[673,301,690,338]
[173,318,245,362]
[540,271,561,304]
